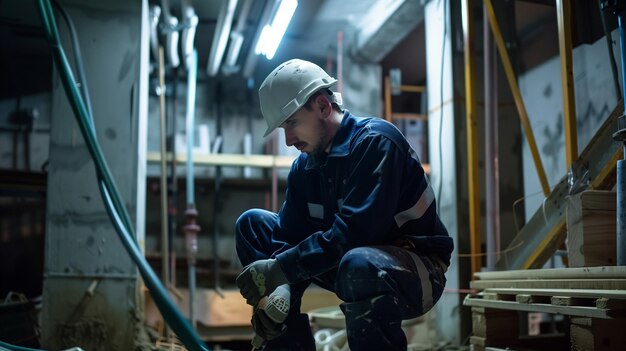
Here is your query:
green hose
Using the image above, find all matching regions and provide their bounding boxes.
[34,1,209,350]
[0,341,43,351]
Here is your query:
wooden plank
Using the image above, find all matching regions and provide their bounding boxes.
[580,190,617,211]
[570,317,626,351]
[471,335,486,347]
[596,297,626,310]
[516,294,550,304]
[550,296,595,307]
[470,278,626,291]
[566,191,617,267]
[464,296,612,318]
[400,85,426,93]
[484,288,626,300]
[474,266,626,281]
[472,308,519,339]
[146,152,296,168]
[481,292,500,301]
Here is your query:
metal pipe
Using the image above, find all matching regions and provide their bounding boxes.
[158,46,170,298]
[337,30,343,94]
[169,67,178,288]
[617,14,626,265]
[556,0,578,168]
[272,132,278,212]
[213,82,224,298]
[617,15,626,106]
[186,51,198,205]
[462,0,481,275]
[244,79,253,178]
[184,50,199,327]
[484,4,500,270]
[618,160,625,265]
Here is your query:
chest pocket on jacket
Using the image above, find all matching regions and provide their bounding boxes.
[307,203,324,220]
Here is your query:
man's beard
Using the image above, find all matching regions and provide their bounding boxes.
[309,124,330,164]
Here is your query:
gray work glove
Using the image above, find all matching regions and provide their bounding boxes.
[236,258,288,306]
[251,309,287,348]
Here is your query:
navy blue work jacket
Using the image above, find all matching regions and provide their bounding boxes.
[274,111,453,283]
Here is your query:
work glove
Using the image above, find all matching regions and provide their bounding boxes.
[250,285,291,350]
[236,258,288,306]
[250,309,287,349]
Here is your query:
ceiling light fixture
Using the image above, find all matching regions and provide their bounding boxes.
[207,0,239,76]
[254,0,298,60]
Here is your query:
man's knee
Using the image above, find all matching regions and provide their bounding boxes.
[335,247,383,299]
[235,208,269,238]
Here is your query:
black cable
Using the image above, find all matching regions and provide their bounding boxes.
[597,0,622,101]
[51,0,94,120]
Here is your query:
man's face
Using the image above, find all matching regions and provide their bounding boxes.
[279,104,329,156]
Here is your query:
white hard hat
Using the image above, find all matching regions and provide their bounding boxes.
[259,59,338,137]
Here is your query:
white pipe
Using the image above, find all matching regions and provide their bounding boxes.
[186,50,198,203]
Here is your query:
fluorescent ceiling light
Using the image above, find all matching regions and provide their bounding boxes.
[207,0,239,76]
[255,0,298,60]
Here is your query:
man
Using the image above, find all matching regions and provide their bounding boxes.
[235,59,453,350]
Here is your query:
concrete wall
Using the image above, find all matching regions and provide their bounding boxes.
[519,29,622,219]
[41,1,149,350]
[424,0,465,344]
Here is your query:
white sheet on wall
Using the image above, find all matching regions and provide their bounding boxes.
[519,30,621,220]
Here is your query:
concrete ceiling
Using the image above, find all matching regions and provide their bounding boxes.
[166,0,426,80]
[1,0,609,101]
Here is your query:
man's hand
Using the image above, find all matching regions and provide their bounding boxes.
[252,309,287,344]
[236,258,288,306]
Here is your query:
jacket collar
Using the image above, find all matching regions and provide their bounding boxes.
[305,110,354,170]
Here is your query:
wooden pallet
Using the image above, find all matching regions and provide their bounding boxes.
[471,266,626,290]
[466,273,626,350]
[465,288,626,319]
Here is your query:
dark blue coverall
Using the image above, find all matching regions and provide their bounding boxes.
[236,111,453,350]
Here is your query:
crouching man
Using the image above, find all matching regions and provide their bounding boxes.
[235,59,453,350]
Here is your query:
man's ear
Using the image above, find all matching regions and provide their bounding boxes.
[316,94,332,117]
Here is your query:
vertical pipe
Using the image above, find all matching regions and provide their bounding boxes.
[618,160,625,265]
[484,4,500,270]
[184,50,199,327]
[271,133,278,212]
[462,0,481,276]
[384,76,392,121]
[158,47,170,293]
[213,83,224,297]
[169,68,178,288]
[337,30,343,94]
[244,78,254,179]
[186,51,197,205]
[556,0,578,168]
[617,15,626,106]
[617,14,626,266]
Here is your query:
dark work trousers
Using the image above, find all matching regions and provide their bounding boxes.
[235,209,447,351]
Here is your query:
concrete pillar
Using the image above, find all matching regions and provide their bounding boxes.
[41,1,149,350]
